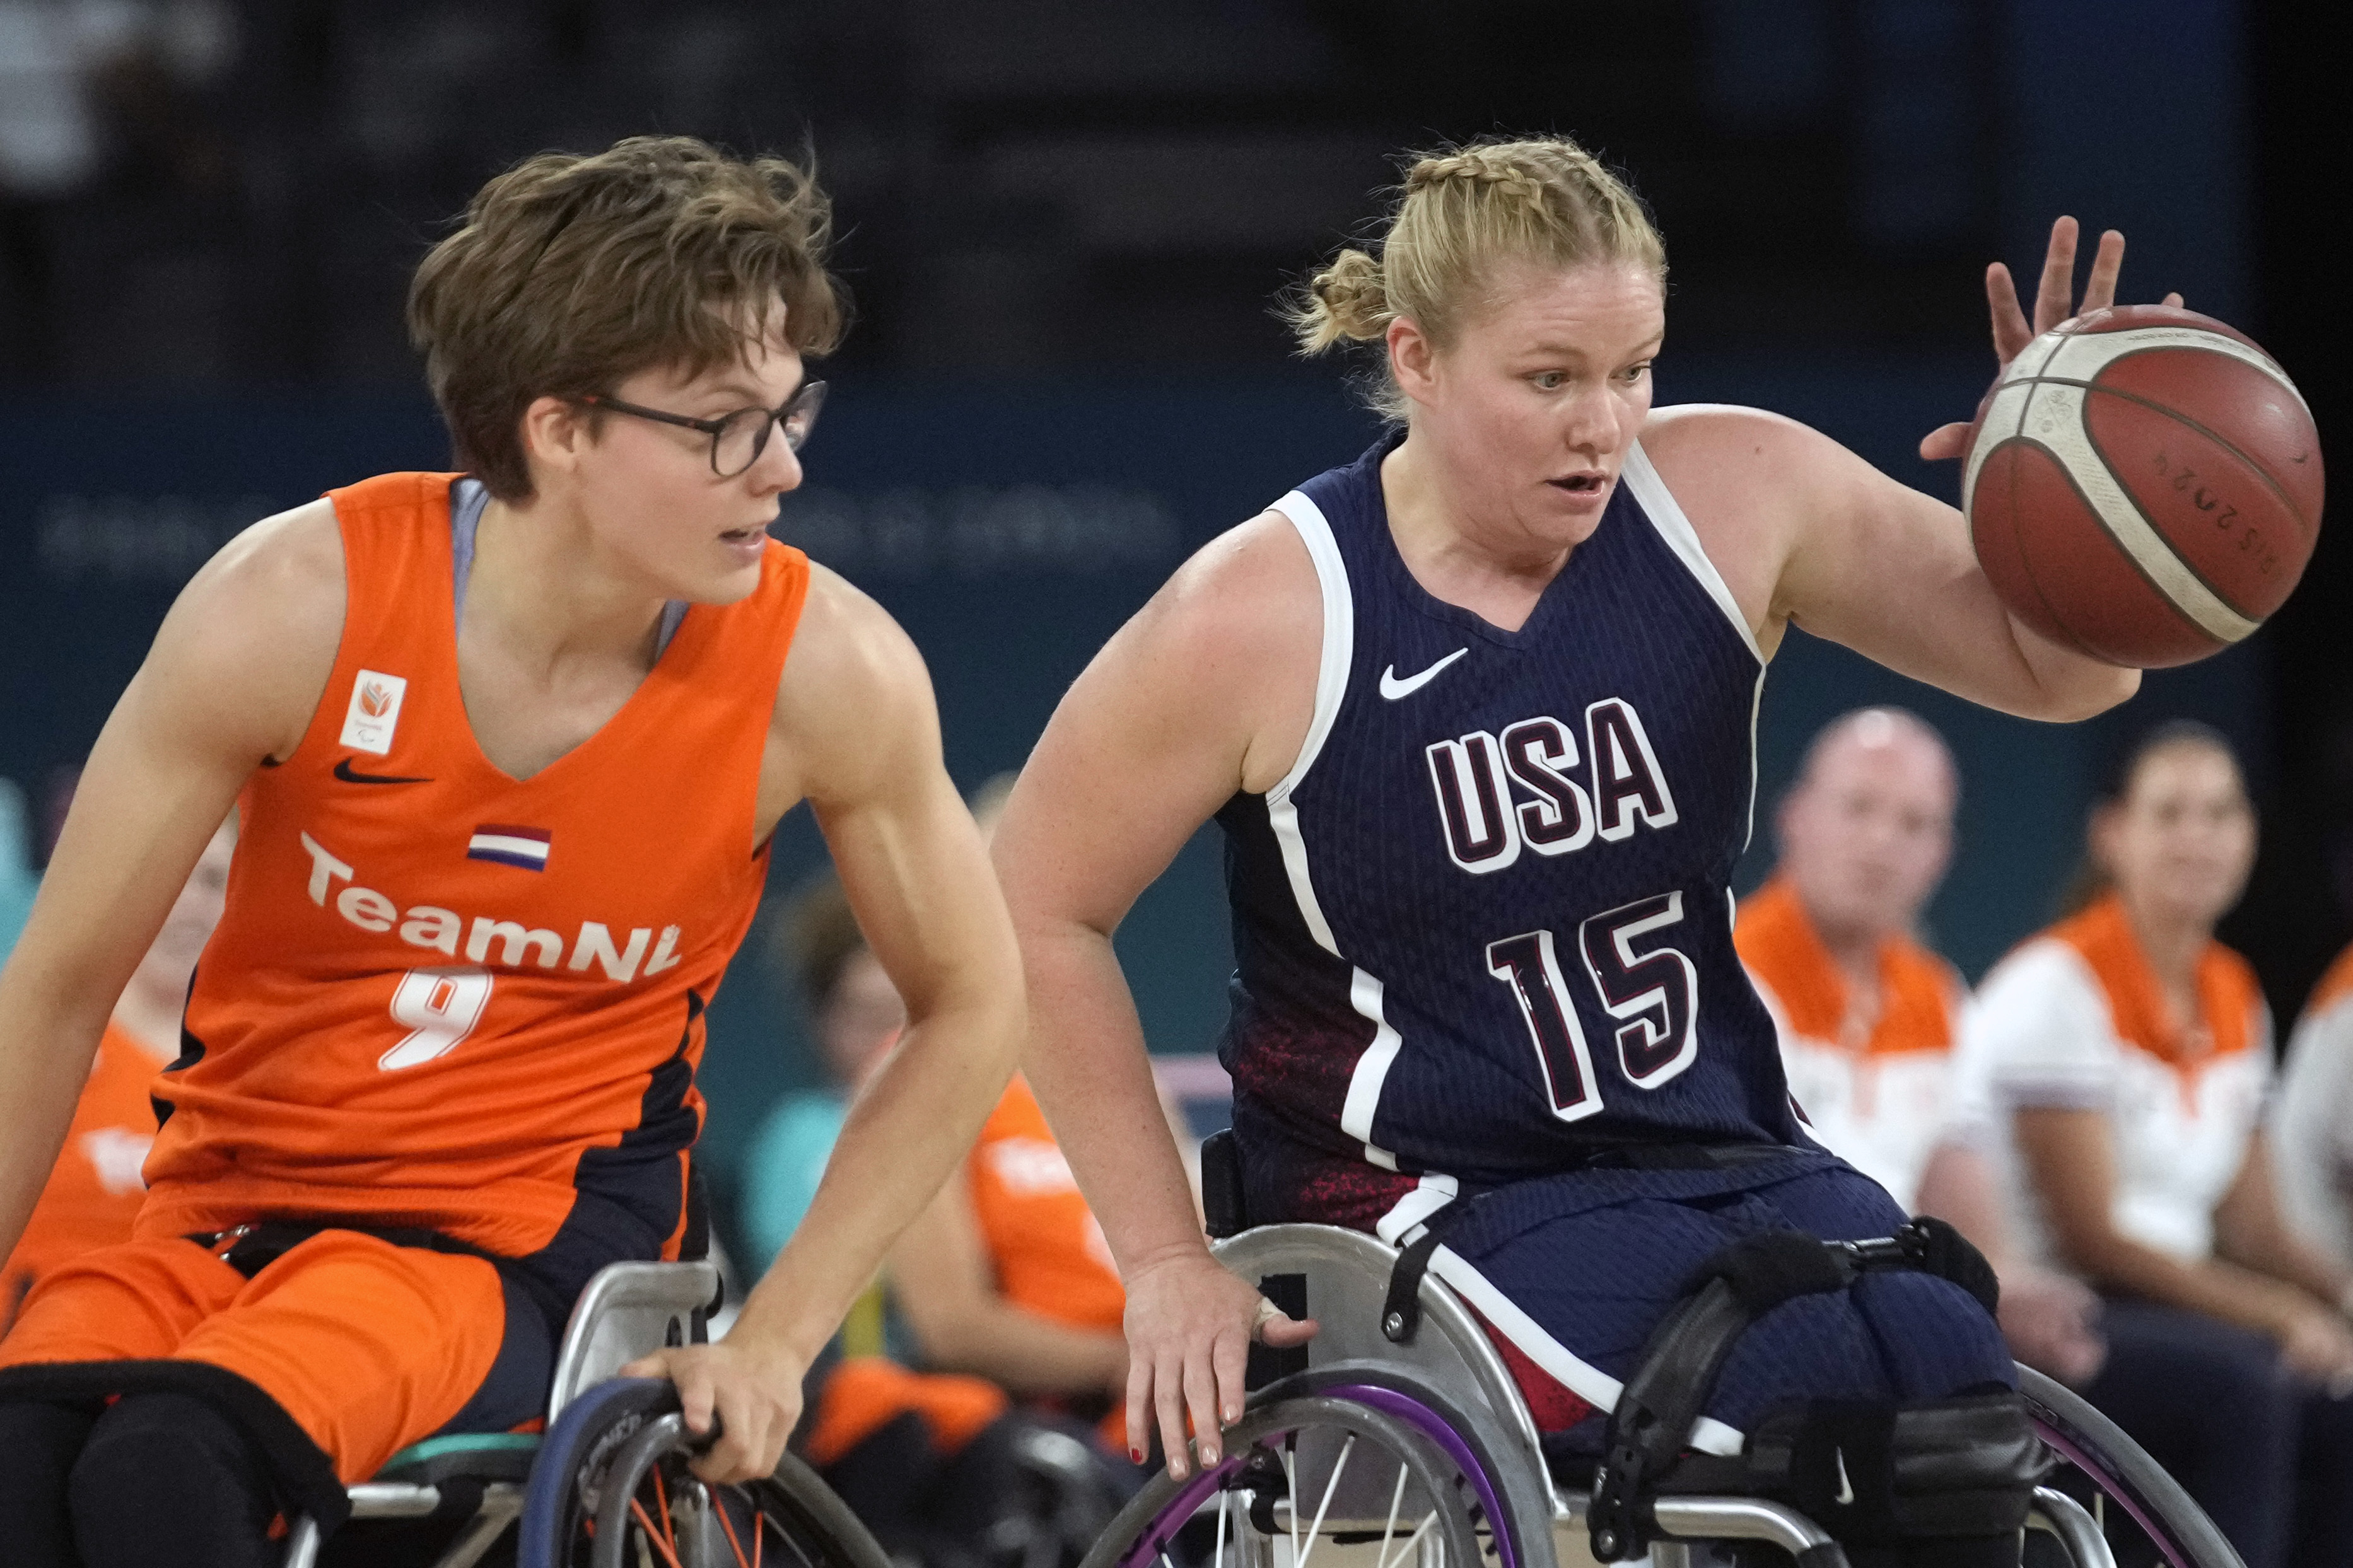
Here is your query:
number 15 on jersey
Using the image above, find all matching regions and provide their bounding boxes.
[1485,890,1700,1120]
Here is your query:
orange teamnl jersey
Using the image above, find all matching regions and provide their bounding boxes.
[137,473,807,1268]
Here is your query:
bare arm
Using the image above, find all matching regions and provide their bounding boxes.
[992,514,1320,1473]
[1644,402,2136,721]
[2014,1107,2353,1378]
[0,503,340,1258]
[633,566,1025,1480]
[887,1166,1126,1398]
[2216,1130,2351,1305]
[1650,218,2181,721]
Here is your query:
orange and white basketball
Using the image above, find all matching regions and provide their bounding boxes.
[1963,304,2323,667]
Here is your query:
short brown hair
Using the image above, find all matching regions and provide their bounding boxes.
[408,136,848,501]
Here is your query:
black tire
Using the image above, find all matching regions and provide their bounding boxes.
[515,1376,892,1568]
[1080,1395,1495,1568]
[2020,1364,2246,1568]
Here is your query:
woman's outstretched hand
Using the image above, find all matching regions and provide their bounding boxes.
[1918,215,2185,462]
[1121,1246,1317,1477]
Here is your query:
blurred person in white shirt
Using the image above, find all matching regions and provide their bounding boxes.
[1965,721,2353,1568]
[2271,946,2353,1270]
[1736,706,2102,1386]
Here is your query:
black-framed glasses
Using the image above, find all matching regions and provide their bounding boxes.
[578,380,828,477]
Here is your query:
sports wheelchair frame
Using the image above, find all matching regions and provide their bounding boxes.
[282,1258,892,1568]
[1082,1135,2243,1568]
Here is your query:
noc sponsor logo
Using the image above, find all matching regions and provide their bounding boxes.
[1425,697,1678,874]
[298,830,682,983]
[338,670,408,755]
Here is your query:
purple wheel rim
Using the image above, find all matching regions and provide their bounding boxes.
[1114,1387,1519,1568]
[2033,1416,2190,1568]
[1327,1384,1517,1568]
[1117,1454,1244,1568]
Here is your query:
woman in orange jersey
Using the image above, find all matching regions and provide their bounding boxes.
[0,137,1022,1568]
[1,818,232,1330]
[1965,723,2353,1568]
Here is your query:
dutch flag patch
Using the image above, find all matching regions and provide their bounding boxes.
[467,824,552,871]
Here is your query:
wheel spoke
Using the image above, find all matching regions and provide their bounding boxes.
[715,1490,753,1568]
[1214,1484,1230,1568]
[1373,1460,1409,1568]
[1284,1446,1300,1568]
[1374,1510,1437,1568]
[1294,1432,1357,1568]
[629,1497,688,1568]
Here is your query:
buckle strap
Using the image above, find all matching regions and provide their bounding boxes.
[1587,1220,1991,1562]
[1382,1223,1449,1344]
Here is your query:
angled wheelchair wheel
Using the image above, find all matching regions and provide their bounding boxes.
[515,1377,894,1568]
[1080,1393,1506,1568]
[2020,1366,2245,1568]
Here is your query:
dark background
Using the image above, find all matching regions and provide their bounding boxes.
[0,0,2340,1246]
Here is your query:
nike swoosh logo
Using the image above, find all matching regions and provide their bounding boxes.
[334,757,433,786]
[1379,648,1469,700]
[1833,1447,1855,1506]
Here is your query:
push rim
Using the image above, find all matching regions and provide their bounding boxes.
[1088,1393,1500,1568]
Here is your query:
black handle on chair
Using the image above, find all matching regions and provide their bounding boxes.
[1201,1128,1247,1240]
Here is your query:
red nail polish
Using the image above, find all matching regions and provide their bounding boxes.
[1130,1447,1144,1463]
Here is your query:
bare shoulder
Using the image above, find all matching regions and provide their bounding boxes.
[1637,404,1872,644]
[767,562,938,810]
[1640,402,1840,479]
[1158,507,1319,619]
[1114,508,1322,793]
[1124,509,1319,699]
[141,497,347,762]
[782,559,929,702]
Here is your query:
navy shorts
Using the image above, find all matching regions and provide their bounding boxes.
[1238,1117,2016,1457]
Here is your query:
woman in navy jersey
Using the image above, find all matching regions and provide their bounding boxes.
[991,137,2170,1534]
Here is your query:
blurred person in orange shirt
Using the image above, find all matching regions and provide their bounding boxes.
[1,816,233,1331]
[749,856,1136,1567]
[1736,707,2103,1385]
[887,774,1130,1432]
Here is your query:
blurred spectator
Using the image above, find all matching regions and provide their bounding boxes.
[1,813,231,1332]
[0,0,235,379]
[2273,946,2353,1269]
[887,773,1130,1434]
[745,853,1136,1568]
[742,873,908,1267]
[1736,707,2102,1384]
[0,780,35,961]
[747,869,1012,1568]
[1966,722,2353,1568]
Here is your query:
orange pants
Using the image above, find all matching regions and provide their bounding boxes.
[0,1230,528,1485]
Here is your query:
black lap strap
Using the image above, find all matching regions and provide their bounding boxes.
[1585,1219,1997,1562]
[192,1219,508,1281]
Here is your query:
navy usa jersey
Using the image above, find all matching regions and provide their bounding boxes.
[1216,432,1809,1180]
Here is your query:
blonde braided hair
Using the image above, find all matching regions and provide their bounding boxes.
[1287,136,1665,418]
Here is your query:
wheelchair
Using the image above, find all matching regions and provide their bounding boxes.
[1082,1133,2244,1568]
[281,1255,892,1568]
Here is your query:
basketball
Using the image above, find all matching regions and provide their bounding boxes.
[1963,304,2325,668]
